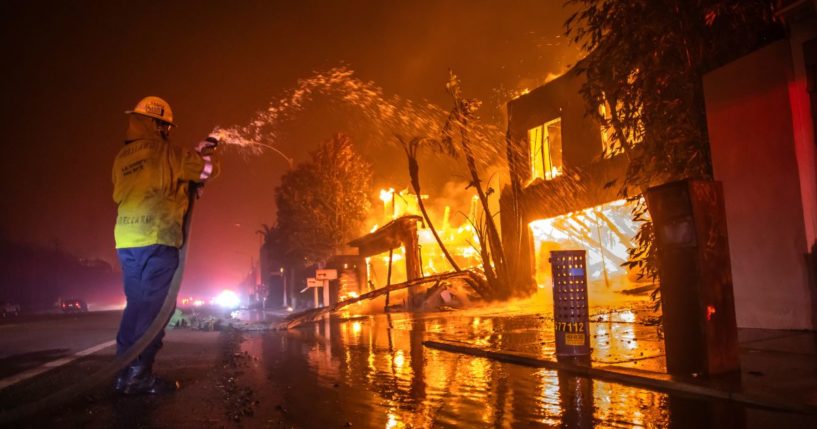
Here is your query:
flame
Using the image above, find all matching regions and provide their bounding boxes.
[512,87,531,100]
[529,199,645,293]
[361,185,486,289]
[393,350,405,368]
[379,188,395,203]
[338,291,360,302]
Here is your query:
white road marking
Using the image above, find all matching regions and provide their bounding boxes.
[0,340,116,390]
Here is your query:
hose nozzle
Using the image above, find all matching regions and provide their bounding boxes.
[205,135,221,146]
[196,135,220,156]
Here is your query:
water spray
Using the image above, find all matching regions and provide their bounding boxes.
[208,66,506,169]
[209,128,294,168]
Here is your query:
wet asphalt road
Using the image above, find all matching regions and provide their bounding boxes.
[0,310,121,379]
[2,307,817,428]
[0,309,235,428]
[237,311,817,428]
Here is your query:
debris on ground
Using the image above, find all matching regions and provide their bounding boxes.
[278,270,488,329]
[219,329,258,423]
[166,308,187,329]
[418,278,475,311]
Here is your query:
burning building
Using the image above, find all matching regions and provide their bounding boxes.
[500,0,817,329]
[500,68,648,302]
[348,215,423,309]
[344,187,488,310]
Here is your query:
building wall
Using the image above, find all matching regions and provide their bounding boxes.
[506,70,604,181]
[788,13,817,271]
[704,39,816,330]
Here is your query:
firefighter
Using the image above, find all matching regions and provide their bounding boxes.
[112,96,218,394]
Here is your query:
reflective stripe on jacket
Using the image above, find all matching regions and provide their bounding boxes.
[112,115,218,249]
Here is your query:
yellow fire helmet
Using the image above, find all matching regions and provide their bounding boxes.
[125,96,175,126]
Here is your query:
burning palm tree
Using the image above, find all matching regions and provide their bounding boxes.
[396,135,461,274]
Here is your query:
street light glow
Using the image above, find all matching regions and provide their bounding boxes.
[214,290,241,309]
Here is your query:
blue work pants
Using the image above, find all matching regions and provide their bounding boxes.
[116,244,179,368]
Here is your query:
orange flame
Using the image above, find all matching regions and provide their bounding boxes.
[706,305,716,321]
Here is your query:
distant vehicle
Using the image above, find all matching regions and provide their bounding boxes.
[61,299,88,313]
[1,301,20,317]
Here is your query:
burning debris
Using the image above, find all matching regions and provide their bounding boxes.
[212,66,514,310]
[361,189,485,285]
[529,198,647,295]
[277,270,488,329]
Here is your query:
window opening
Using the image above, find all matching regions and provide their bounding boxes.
[528,117,563,181]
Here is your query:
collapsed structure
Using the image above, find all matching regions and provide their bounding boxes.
[348,215,423,308]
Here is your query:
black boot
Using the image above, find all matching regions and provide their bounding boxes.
[122,363,170,395]
[113,368,129,393]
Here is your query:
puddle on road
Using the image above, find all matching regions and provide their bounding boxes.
[235,308,813,428]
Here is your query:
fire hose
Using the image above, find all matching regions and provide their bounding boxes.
[0,182,201,424]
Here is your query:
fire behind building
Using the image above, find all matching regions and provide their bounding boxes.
[499,68,650,303]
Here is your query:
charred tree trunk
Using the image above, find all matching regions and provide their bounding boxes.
[459,120,507,284]
[445,72,510,298]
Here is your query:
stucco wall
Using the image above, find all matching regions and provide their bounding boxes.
[704,40,815,330]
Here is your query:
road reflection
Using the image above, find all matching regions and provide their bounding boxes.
[243,310,743,427]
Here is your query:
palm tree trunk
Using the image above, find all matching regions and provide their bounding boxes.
[407,156,461,272]
[459,123,507,284]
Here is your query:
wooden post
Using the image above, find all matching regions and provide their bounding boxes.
[384,248,393,312]
[281,269,288,308]
[402,219,422,311]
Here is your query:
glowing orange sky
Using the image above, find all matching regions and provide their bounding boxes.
[0,1,578,297]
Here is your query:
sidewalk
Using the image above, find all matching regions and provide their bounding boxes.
[422,305,817,414]
[736,329,817,406]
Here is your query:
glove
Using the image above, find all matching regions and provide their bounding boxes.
[195,135,219,184]
[195,136,219,156]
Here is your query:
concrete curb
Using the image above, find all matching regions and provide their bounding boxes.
[423,339,817,415]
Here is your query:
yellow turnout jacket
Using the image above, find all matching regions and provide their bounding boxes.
[113,115,217,249]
